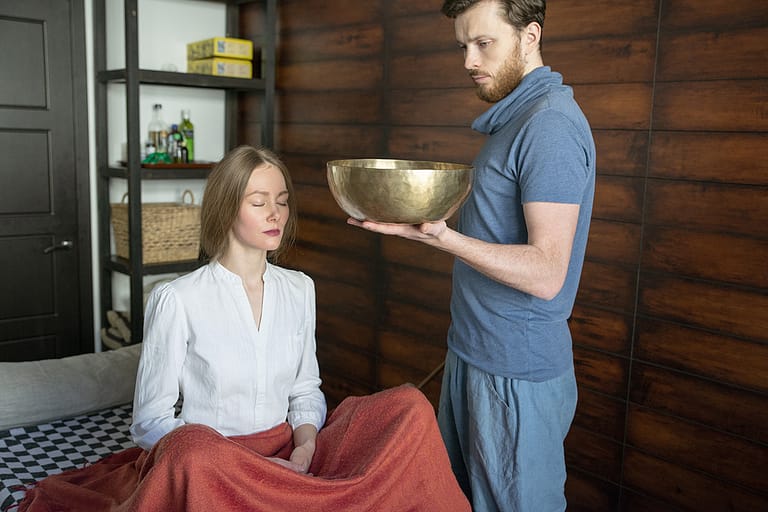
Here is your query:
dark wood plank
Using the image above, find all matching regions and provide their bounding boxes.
[284,154,339,187]
[653,80,768,132]
[317,313,376,353]
[277,91,382,124]
[660,0,768,31]
[390,0,442,18]
[626,404,768,492]
[389,11,455,54]
[385,265,451,310]
[384,299,451,339]
[565,426,623,483]
[379,328,447,373]
[381,236,453,274]
[320,372,375,409]
[314,277,377,322]
[280,24,382,63]
[279,0,382,31]
[387,126,484,164]
[657,27,768,81]
[390,52,470,89]
[564,469,620,512]
[277,60,383,90]
[284,244,373,288]
[294,217,377,254]
[576,260,637,312]
[642,225,768,288]
[622,448,768,511]
[276,124,384,157]
[570,304,633,355]
[573,346,629,398]
[634,319,768,394]
[644,179,768,238]
[631,362,768,443]
[547,37,656,85]
[547,0,659,40]
[573,387,627,441]
[639,274,768,341]
[593,176,645,223]
[574,83,653,130]
[586,219,641,265]
[317,339,374,385]
[649,132,768,185]
[593,129,649,177]
[390,87,486,126]
[294,183,346,220]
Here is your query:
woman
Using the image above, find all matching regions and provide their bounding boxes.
[131,145,326,474]
[19,146,470,512]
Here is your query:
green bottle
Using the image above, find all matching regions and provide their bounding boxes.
[180,109,195,162]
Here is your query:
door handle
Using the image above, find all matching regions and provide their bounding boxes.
[43,240,74,254]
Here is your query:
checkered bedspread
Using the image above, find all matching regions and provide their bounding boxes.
[0,403,136,511]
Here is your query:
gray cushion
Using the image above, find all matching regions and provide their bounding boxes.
[0,344,141,431]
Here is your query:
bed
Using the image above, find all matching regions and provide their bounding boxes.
[0,345,141,511]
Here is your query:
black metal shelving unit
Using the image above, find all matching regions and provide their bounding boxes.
[93,0,276,344]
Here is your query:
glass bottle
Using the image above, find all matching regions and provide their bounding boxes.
[179,109,195,162]
[147,104,168,155]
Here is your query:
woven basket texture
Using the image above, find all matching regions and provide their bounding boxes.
[111,190,200,263]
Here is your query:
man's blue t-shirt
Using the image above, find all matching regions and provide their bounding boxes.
[447,66,596,381]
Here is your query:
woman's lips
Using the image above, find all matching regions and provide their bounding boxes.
[264,229,281,237]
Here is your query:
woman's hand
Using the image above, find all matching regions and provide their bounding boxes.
[267,423,317,474]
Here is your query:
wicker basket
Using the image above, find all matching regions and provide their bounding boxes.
[111,190,201,263]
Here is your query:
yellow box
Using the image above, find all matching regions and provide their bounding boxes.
[187,58,253,79]
[187,37,253,61]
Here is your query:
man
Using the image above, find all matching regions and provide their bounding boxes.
[349,0,595,510]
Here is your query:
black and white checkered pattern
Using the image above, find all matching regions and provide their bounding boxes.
[0,403,136,511]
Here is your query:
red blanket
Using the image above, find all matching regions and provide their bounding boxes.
[19,385,470,511]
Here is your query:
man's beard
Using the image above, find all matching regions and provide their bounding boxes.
[473,50,526,103]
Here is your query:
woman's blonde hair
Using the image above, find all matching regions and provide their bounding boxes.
[200,145,297,263]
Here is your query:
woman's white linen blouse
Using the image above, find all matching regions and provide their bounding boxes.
[130,261,327,450]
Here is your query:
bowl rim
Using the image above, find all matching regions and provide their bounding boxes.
[326,158,473,172]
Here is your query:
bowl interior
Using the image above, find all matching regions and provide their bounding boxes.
[326,158,473,223]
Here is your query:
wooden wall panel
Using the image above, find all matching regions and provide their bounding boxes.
[642,225,768,287]
[630,363,768,442]
[645,180,768,237]
[626,405,767,492]
[570,305,633,355]
[566,469,620,512]
[546,37,657,84]
[649,132,768,185]
[657,27,768,81]
[565,427,623,482]
[639,275,768,340]
[622,448,768,512]
[593,130,649,176]
[634,320,768,394]
[572,387,626,442]
[573,347,628,398]
[253,0,768,509]
[653,80,768,132]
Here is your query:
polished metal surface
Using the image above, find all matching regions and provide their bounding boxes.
[326,158,474,223]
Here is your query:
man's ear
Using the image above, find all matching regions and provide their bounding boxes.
[522,21,542,55]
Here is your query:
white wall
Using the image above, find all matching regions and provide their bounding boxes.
[85,0,229,348]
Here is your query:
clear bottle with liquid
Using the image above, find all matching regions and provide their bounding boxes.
[147,104,168,155]
[179,109,195,162]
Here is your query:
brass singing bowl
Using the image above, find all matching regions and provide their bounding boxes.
[326,158,474,224]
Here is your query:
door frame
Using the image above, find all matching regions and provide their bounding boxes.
[71,0,94,353]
